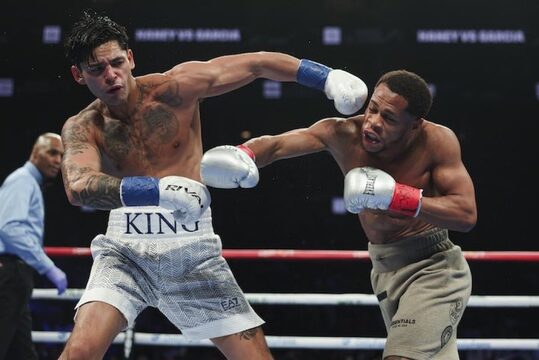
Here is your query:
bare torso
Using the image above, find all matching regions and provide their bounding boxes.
[81,73,203,180]
[328,115,439,244]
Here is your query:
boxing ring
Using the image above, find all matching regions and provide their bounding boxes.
[33,247,539,357]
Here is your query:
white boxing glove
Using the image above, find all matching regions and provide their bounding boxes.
[344,167,422,217]
[296,59,368,115]
[200,145,259,189]
[324,69,368,115]
[120,176,211,223]
[158,176,211,222]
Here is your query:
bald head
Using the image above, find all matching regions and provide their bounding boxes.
[30,133,64,179]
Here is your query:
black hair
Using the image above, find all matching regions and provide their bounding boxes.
[64,9,129,67]
[375,70,433,119]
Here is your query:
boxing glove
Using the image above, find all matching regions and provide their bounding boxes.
[297,59,368,115]
[344,167,422,217]
[45,265,68,295]
[200,145,259,189]
[120,176,211,223]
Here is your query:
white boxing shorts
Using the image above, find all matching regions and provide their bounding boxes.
[75,206,264,340]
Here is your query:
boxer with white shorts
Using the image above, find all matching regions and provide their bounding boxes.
[60,10,367,360]
[77,207,263,340]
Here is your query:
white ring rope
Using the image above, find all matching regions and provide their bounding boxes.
[31,289,539,351]
[31,331,539,350]
[32,289,539,308]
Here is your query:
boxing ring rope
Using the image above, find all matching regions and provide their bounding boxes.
[44,247,539,262]
[32,247,539,352]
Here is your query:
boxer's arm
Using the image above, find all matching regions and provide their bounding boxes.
[417,126,477,232]
[166,52,298,98]
[166,52,367,114]
[62,114,211,220]
[244,118,335,168]
[61,114,122,209]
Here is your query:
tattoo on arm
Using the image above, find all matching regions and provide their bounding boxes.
[74,173,122,210]
[62,121,91,156]
[63,164,122,210]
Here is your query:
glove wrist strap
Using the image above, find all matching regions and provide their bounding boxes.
[237,144,256,161]
[388,183,422,217]
[297,59,332,91]
[120,176,160,206]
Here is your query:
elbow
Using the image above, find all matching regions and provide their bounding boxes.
[458,209,477,233]
[64,181,85,207]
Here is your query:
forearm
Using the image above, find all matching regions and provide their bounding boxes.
[417,195,477,232]
[250,52,300,82]
[243,135,282,168]
[64,167,122,209]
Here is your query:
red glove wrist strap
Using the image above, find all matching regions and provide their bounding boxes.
[389,183,422,217]
[237,144,256,160]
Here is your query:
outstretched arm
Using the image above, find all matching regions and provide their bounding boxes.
[166,52,299,98]
[200,119,337,188]
[167,52,368,115]
[245,119,333,168]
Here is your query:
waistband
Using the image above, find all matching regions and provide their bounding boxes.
[368,228,453,273]
[105,206,215,241]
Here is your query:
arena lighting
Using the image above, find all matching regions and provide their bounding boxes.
[323,26,342,45]
[416,29,525,44]
[263,80,282,99]
[0,78,14,97]
[42,25,61,44]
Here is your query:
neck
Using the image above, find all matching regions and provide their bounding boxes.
[105,76,138,121]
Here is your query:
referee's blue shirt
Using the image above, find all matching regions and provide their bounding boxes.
[0,161,54,274]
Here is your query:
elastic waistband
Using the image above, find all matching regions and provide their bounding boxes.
[105,206,215,241]
[368,228,453,273]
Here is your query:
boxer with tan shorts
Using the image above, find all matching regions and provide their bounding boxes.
[201,70,477,359]
[369,228,471,359]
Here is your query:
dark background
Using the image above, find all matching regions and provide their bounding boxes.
[1,0,538,359]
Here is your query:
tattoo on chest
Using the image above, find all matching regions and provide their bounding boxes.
[103,121,132,163]
[154,81,183,107]
[141,104,179,144]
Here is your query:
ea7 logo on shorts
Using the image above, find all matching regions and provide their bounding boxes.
[221,297,240,311]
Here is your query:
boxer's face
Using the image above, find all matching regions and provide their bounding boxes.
[362,83,418,153]
[34,137,63,179]
[71,40,135,106]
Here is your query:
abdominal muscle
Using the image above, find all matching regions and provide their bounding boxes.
[359,211,436,244]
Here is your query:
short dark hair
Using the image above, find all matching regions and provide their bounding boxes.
[375,70,433,119]
[64,10,129,67]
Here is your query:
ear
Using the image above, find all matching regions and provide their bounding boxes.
[127,49,135,70]
[71,65,86,85]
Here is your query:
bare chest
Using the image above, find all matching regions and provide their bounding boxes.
[98,103,184,174]
[335,142,432,190]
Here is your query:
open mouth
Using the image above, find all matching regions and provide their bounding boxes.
[363,131,381,144]
[107,85,122,94]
